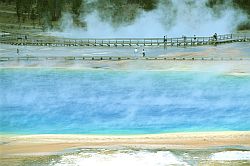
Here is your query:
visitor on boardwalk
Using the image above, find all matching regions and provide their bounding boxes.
[182,35,187,42]
[164,36,167,42]
[142,49,146,57]
[193,35,196,40]
[213,33,218,41]
[193,35,197,44]
[134,48,138,56]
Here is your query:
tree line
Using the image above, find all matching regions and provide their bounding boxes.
[0,0,249,30]
[0,0,158,29]
[0,0,84,29]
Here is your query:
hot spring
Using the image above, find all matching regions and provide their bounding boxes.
[1,69,250,134]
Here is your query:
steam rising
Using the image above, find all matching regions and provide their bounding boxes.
[51,0,248,38]
[211,151,250,161]
[51,150,189,166]
[1,69,250,134]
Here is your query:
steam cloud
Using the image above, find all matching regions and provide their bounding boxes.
[50,0,248,38]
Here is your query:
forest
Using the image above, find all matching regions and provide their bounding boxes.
[0,0,249,30]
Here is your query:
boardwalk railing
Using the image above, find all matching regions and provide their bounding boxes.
[0,33,249,47]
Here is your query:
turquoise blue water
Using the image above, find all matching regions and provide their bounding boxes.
[0,69,250,134]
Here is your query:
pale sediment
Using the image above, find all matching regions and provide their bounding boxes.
[1,131,250,156]
[1,59,250,77]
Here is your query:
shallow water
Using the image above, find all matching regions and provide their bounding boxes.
[0,43,205,57]
[0,42,249,57]
[1,69,250,134]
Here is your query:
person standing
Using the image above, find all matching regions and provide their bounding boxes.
[193,35,197,45]
[142,49,145,57]
[183,35,187,42]
[134,48,138,56]
[213,33,217,41]
[164,35,168,42]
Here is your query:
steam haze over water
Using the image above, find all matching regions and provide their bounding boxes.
[50,0,248,38]
[1,69,250,134]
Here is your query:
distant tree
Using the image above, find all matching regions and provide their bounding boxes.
[48,0,65,21]
[30,8,36,27]
[36,0,53,29]
[95,0,141,27]
[71,0,86,27]
[206,0,250,30]
[233,0,250,15]
[139,0,158,11]
[37,0,48,24]
[206,0,225,8]
[0,0,15,4]
[72,0,82,17]
[16,0,22,25]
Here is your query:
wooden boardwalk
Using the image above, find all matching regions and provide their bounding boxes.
[0,33,249,47]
